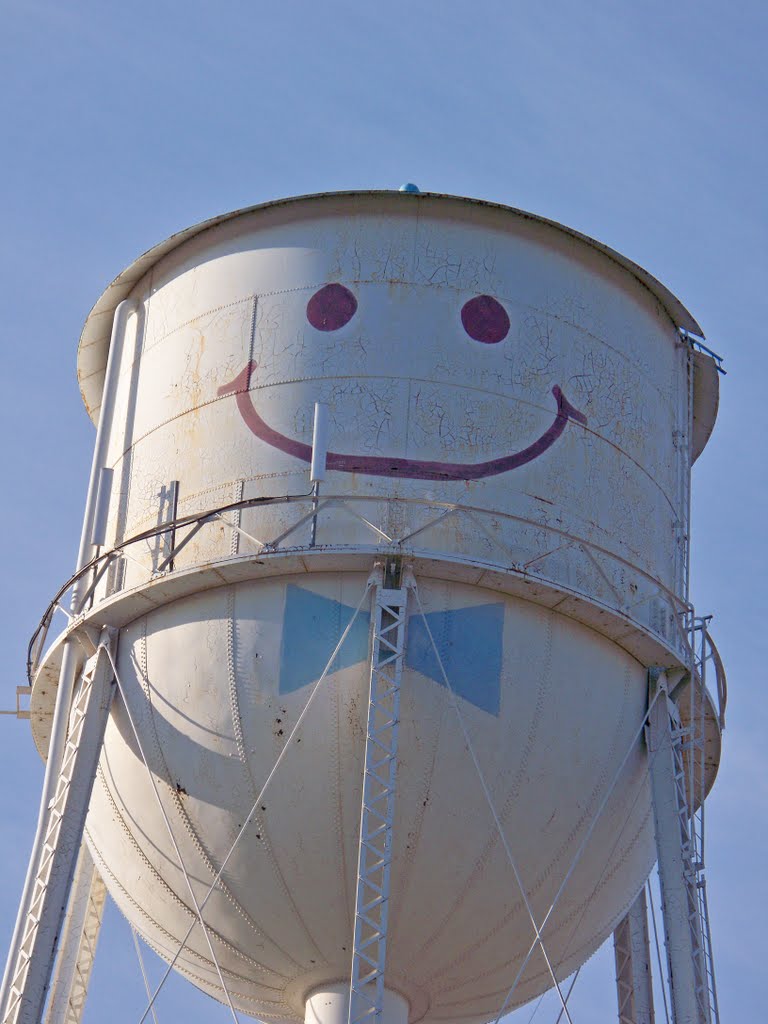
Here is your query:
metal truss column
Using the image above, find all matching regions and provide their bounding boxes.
[646,671,710,1024]
[1,633,116,1024]
[348,564,411,1024]
[613,888,655,1024]
[43,845,107,1024]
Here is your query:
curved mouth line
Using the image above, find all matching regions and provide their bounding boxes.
[218,362,587,481]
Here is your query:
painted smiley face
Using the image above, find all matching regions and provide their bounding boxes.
[218,284,587,482]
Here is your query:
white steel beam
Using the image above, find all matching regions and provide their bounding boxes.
[43,847,107,1024]
[1,634,116,1024]
[613,888,655,1024]
[646,671,710,1024]
[348,565,410,1024]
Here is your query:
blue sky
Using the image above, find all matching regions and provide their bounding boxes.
[0,1,765,1021]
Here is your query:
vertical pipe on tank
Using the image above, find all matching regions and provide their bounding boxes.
[0,300,133,1013]
[89,467,114,549]
[684,338,695,608]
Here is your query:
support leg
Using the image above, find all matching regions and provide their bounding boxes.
[43,846,107,1024]
[613,888,655,1024]
[1,633,116,1024]
[348,564,410,1024]
[647,671,710,1024]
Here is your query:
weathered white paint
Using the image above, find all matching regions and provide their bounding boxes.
[305,984,408,1024]
[101,197,693,607]
[30,194,722,1023]
[85,575,656,1020]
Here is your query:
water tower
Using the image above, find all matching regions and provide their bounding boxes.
[1,191,726,1024]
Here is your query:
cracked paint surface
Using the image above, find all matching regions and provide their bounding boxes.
[108,208,689,611]
[218,360,586,480]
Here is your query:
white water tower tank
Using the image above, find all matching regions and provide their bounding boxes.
[30,191,723,1022]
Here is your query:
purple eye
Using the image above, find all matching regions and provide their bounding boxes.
[461,295,510,344]
[306,283,358,332]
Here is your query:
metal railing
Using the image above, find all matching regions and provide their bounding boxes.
[679,329,727,375]
[25,491,725,729]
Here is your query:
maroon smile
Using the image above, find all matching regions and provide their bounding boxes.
[218,362,587,482]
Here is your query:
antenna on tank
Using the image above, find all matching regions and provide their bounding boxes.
[310,401,329,547]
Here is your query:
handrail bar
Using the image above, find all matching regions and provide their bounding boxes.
[26,490,695,688]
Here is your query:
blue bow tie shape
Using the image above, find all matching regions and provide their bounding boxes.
[279,584,504,716]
